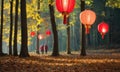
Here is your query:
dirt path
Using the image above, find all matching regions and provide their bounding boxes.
[0,53,120,72]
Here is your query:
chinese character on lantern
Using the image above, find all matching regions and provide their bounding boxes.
[56,0,75,24]
[80,9,96,34]
[30,31,36,37]
[98,21,109,39]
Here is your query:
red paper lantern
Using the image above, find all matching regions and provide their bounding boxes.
[98,22,109,39]
[80,9,96,34]
[56,0,75,24]
[46,29,51,36]
[30,31,35,37]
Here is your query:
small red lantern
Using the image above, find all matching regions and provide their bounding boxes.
[46,29,51,36]
[98,22,109,39]
[56,0,75,24]
[38,34,43,40]
[80,9,96,34]
[30,31,36,37]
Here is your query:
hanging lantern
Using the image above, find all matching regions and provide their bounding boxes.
[56,0,75,24]
[98,22,109,39]
[46,29,51,36]
[38,34,43,40]
[80,9,96,34]
[30,31,36,37]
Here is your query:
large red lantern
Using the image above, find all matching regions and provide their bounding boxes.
[30,31,36,37]
[46,29,51,36]
[56,0,75,24]
[80,9,96,34]
[98,22,109,39]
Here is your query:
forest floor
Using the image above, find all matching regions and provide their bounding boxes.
[0,50,120,72]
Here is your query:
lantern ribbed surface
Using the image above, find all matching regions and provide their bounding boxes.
[80,9,96,34]
[98,22,109,39]
[98,22,109,34]
[56,0,75,13]
[56,0,75,24]
[80,9,96,25]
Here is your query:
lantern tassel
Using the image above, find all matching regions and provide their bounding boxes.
[101,33,105,39]
[102,35,104,39]
[85,25,90,34]
[63,14,67,24]
[86,27,89,34]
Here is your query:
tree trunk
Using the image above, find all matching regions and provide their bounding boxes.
[0,0,4,55]
[19,0,29,57]
[9,0,13,55]
[49,0,59,56]
[36,31,40,54]
[36,0,40,54]
[13,0,19,56]
[67,17,71,54]
[80,0,86,56]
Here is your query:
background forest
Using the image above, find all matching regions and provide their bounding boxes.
[1,0,120,55]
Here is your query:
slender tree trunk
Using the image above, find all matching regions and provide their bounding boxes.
[49,0,59,56]
[19,0,29,57]
[80,0,86,56]
[9,0,13,55]
[36,0,40,54]
[13,0,19,56]
[72,24,74,50]
[36,31,40,54]
[0,0,4,55]
[67,17,71,54]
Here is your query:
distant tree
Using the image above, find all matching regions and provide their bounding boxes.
[49,0,59,56]
[9,0,13,55]
[67,17,71,54]
[80,0,86,56]
[13,0,19,56]
[0,0,4,56]
[36,0,40,54]
[106,0,120,8]
[19,0,29,57]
